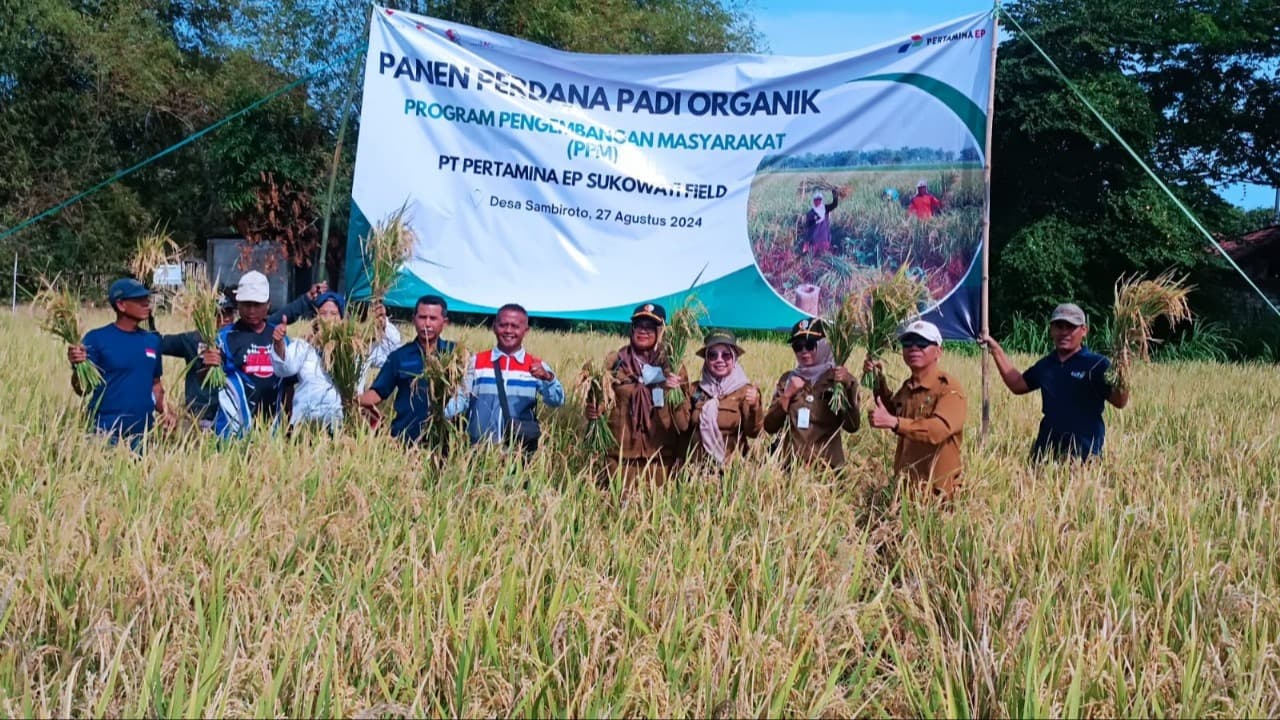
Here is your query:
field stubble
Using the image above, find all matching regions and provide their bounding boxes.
[1,309,1278,717]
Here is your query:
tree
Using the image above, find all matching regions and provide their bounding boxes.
[990,0,1279,328]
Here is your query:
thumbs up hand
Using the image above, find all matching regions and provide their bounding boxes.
[869,396,898,430]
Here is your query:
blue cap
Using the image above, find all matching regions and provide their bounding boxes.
[313,291,346,317]
[108,278,150,305]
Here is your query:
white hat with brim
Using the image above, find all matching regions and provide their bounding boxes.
[896,319,943,346]
[235,271,270,303]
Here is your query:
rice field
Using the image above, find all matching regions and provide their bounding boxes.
[748,166,983,318]
[2,307,1279,717]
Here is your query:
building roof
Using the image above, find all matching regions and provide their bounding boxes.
[1221,225,1280,260]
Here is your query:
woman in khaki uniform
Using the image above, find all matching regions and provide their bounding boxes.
[584,302,687,486]
[678,330,764,467]
[763,318,860,468]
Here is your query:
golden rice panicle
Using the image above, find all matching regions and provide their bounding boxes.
[363,204,417,301]
[1110,271,1193,393]
[313,312,374,415]
[34,276,103,390]
[864,262,930,362]
[129,223,179,285]
[660,295,707,407]
[575,360,617,454]
[173,273,227,389]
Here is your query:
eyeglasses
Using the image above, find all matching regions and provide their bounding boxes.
[900,337,937,350]
[705,350,736,361]
[790,338,819,352]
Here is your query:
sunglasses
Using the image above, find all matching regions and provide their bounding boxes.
[790,338,819,352]
[631,322,659,333]
[900,337,937,350]
[705,350,737,361]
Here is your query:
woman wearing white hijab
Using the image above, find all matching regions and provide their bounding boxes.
[763,317,860,468]
[680,330,763,466]
[796,187,839,255]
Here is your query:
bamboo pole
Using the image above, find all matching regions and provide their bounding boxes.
[980,5,1001,441]
[317,12,372,287]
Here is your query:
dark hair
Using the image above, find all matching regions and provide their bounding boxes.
[494,303,528,319]
[415,294,448,316]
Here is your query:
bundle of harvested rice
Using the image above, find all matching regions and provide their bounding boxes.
[1109,271,1192,394]
[172,275,228,389]
[35,278,102,391]
[415,343,469,447]
[574,361,617,455]
[658,295,707,407]
[129,225,178,286]
[363,204,416,302]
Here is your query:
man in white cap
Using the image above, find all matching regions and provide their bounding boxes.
[795,187,840,255]
[201,270,285,437]
[907,179,942,220]
[865,319,967,501]
[981,303,1128,461]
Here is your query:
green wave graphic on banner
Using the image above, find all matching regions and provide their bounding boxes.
[850,73,988,154]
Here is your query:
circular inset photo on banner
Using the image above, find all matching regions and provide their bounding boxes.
[747,82,985,319]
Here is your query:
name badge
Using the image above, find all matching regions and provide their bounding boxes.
[796,407,811,429]
[652,387,665,407]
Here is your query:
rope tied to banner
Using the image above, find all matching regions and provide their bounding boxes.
[996,5,1280,319]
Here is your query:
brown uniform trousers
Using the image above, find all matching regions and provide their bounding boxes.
[677,384,765,466]
[763,369,860,468]
[873,367,967,501]
[601,350,689,487]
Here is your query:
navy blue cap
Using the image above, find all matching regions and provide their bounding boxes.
[313,291,347,317]
[630,302,666,324]
[108,278,150,305]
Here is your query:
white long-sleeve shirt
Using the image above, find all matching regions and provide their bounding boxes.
[269,319,401,428]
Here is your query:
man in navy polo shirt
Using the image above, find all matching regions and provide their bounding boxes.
[358,294,460,445]
[66,278,172,443]
[982,303,1130,461]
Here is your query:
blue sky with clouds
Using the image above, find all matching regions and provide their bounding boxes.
[752,0,1274,211]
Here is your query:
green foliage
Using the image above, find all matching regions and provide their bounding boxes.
[991,0,1279,348]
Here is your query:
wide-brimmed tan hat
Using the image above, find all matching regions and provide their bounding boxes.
[696,329,746,358]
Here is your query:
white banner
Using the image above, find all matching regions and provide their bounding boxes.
[346,6,995,335]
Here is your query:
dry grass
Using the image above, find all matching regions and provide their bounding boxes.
[2,307,1280,717]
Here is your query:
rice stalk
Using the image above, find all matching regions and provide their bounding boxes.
[311,307,378,420]
[659,295,706,407]
[1109,271,1193,394]
[415,343,469,448]
[172,274,227,390]
[574,361,616,455]
[129,224,179,285]
[362,204,416,301]
[34,277,102,391]
[823,300,861,414]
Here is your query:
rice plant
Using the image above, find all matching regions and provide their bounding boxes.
[128,224,179,285]
[1109,271,1193,393]
[659,295,706,406]
[362,203,416,301]
[574,360,616,455]
[33,277,102,391]
[311,308,379,419]
[415,342,470,448]
[172,275,227,389]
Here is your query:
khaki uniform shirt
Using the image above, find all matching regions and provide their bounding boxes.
[874,367,966,497]
[683,384,765,462]
[604,350,688,463]
[764,369,860,468]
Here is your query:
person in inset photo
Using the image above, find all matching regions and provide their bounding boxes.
[795,187,840,256]
[907,179,942,219]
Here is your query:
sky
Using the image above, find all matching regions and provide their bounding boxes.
[752,0,1275,212]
